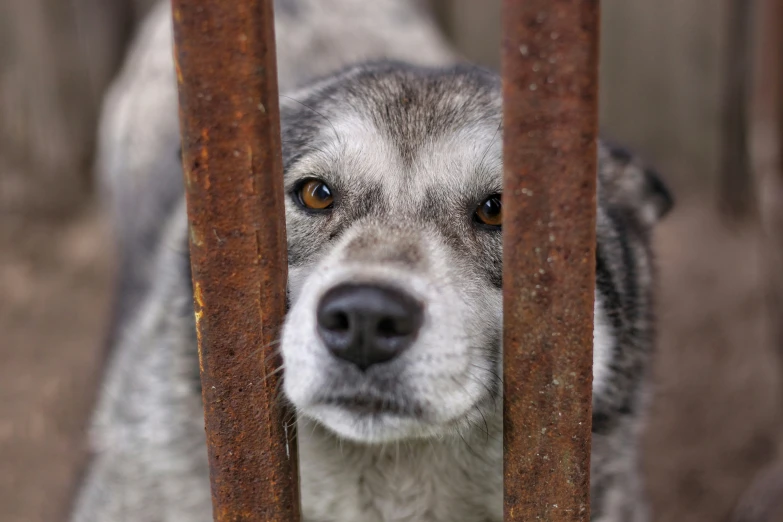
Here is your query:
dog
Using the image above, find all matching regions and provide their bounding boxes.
[72,2,673,521]
[95,0,456,336]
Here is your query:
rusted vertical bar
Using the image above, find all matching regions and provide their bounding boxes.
[732,0,783,519]
[172,1,300,521]
[718,0,754,219]
[502,0,599,520]
[751,0,783,368]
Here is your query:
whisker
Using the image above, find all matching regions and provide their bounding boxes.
[468,361,503,385]
[272,370,287,401]
[463,370,499,407]
[248,338,283,363]
[259,364,286,385]
[280,94,343,148]
[476,119,503,177]
[451,376,491,442]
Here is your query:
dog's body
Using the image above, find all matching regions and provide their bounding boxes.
[74,3,672,521]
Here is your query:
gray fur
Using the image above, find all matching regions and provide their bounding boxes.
[97,0,457,331]
[75,3,672,522]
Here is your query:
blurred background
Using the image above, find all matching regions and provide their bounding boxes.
[1,0,782,521]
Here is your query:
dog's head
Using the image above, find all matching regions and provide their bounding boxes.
[278,62,672,444]
[280,62,502,443]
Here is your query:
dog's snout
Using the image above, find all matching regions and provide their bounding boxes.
[317,284,423,371]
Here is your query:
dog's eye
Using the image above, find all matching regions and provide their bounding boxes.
[475,195,502,227]
[297,179,334,210]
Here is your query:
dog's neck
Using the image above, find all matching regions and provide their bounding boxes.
[296,414,504,522]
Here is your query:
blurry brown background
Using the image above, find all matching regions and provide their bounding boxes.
[1,0,781,521]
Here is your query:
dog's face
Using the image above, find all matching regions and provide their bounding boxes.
[278,62,671,444]
[280,64,504,443]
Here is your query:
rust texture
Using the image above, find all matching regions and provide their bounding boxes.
[172,1,300,520]
[502,0,600,520]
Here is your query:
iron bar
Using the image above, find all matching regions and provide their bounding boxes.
[718,0,754,219]
[502,0,600,520]
[732,0,783,518]
[172,0,300,520]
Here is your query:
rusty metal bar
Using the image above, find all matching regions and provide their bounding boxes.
[718,0,754,219]
[502,0,600,520]
[172,1,300,520]
[732,1,783,518]
[751,0,783,365]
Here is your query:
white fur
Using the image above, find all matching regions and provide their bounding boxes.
[593,293,613,394]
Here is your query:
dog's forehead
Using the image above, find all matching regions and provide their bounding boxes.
[330,113,502,202]
[281,63,504,204]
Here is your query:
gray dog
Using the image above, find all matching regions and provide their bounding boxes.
[72,1,672,521]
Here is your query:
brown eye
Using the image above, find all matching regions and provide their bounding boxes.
[475,195,502,227]
[297,179,334,210]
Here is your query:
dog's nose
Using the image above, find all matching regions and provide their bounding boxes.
[316,284,423,371]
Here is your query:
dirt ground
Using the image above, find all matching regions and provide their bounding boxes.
[1,192,781,521]
[646,196,782,521]
[0,208,113,522]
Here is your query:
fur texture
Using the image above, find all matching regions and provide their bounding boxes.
[74,3,673,522]
[97,0,457,333]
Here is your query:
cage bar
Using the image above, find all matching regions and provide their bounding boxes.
[172,0,600,519]
[502,0,600,520]
[171,1,300,520]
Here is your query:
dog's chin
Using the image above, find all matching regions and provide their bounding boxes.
[302,404,452,444]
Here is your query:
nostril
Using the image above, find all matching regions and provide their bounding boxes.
[323,311,350,332]
[377,317,397,338]
[333,312,350,331]
[376,315,418,338]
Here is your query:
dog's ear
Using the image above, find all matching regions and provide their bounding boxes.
[640,165,674,223]
[598,143,674,228]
